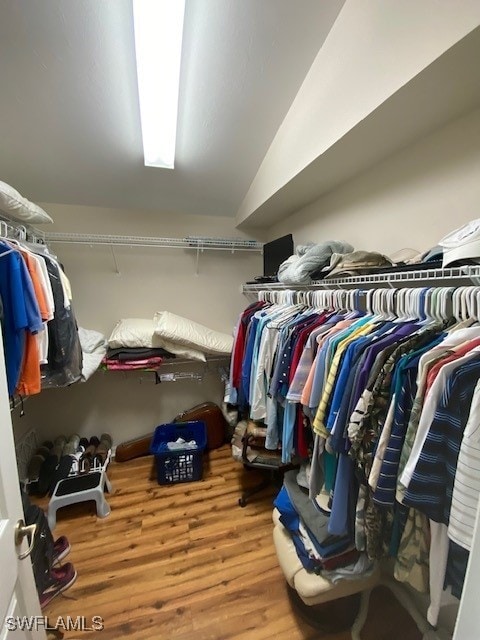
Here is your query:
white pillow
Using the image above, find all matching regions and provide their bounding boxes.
[153,311,233,355]
[0,180,53,224]
[108,318,206,362]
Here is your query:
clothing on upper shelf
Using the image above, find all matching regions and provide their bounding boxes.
[101,357,165,371]
[229,287,480,627]
[101,345,178,371]
[0,236,82,397]
[105,347,176,361]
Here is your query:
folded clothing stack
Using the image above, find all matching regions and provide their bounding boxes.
[274,469,375,578]
[101,346,175,371]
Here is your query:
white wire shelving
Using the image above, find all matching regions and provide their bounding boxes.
[242,265,480,292]
[44,232,263,253]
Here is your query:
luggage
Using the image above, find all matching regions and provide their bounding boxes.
[115,402,227,462]
[173,402,227,450]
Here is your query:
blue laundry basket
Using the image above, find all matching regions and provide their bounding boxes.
[150,421,207,484]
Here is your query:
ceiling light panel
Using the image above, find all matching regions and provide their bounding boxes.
[133,0,186,169]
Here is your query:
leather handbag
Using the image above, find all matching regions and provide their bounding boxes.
[173,402,227,450]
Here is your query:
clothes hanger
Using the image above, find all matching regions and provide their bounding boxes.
[451,288,463,322]
[475,288,480,322]
[381,288,396,320]
[392,288,403,321]
[412,288,423,322]
[0,222,18,258]
[423,288,436,323]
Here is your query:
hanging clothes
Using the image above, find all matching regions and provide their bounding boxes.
[0,240,43,395]
[0,232,82,397]
[230,285,480,627]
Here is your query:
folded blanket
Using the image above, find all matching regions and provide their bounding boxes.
[278,241,354,285]
[106,347,176,361]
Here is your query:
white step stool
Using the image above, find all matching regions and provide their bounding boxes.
[47,470,113,530]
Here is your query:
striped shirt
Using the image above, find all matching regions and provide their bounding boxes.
[313,320,376,437]
[448,379,480,551]
[403,357,480,524]
[372,353,419,506]
[400,344,480,491]
[395,326,480,503]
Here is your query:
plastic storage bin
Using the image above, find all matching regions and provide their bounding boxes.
[150,421,207,484]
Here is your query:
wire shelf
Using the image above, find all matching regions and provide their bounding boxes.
[242,265,480,292]
[45,232,263,252]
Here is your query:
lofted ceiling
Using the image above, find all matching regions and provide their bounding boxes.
[0,0,345,218]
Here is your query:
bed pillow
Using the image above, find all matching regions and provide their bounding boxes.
[108,318,206,362]
[153,311,233,355]
[0,180,53,224]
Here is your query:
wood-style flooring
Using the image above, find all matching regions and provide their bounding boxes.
[36,446,423,640]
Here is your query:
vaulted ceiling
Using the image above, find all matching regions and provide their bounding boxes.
[0,0,345,217]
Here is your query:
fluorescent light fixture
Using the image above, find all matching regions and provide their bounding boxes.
[133,0,185,169]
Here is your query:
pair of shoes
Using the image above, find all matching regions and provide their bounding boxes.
[48,455,77,496]
[39,563,77,609]
[50,435,67,461]
[27,442,57,480]
[27,446,52,482]
[94,433,112,466]
[79,434,112,472]
[34,456,60,497]
[53,535,71,565]
[62,434,81,456]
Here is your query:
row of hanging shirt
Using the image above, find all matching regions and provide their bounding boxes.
[229,285,480,626]
[0,220,82,398]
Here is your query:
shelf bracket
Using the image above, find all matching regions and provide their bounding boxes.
[110,245,121,275]
[195,245,201,276]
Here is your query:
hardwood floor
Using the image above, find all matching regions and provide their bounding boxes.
[36,446,423,639]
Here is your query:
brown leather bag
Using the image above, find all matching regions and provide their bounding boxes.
[173,402,227,450]
[115,402,227,462]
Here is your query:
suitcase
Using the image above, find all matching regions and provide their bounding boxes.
[173,402,227,450]
[115,402,227,462]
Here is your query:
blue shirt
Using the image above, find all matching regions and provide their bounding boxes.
[0,243,42,395]
[241,316,260,403]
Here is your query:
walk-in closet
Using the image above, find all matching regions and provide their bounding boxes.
[1,2,480,639]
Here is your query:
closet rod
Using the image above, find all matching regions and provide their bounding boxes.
[0,218,45,244]
[44,232,263,253]
[242,265,480,291]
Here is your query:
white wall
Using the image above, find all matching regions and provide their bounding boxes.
[43,203,263,335]
[266,108,480,637]
[237,0,480,225]
[13,205,261,445]
[269,108,480,255]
